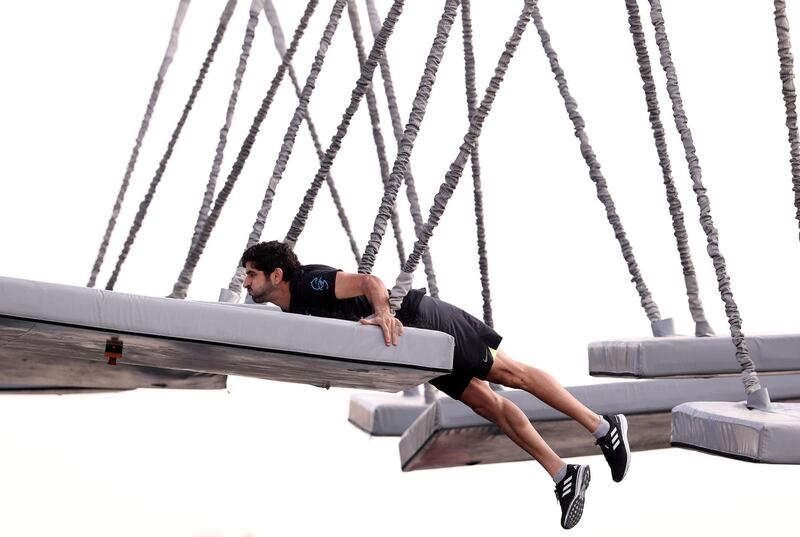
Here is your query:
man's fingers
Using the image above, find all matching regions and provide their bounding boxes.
[359,316,401,346]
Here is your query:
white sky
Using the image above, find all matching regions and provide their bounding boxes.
[1,0,799,535]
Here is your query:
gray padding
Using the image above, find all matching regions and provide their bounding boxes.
[399,374,800,470]
[348,392,431,435]
[0,277,453,392]
[589,334,800,377]
[672,401,800,463]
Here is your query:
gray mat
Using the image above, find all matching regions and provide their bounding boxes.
[672,400,800,463]
[0,277,453,391]
[399,374,800,471]
[589,334,800,377]
[348,392,431,435]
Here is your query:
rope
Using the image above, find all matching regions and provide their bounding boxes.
[346,0,406,272]
[365,0,440,400]
[390,0,537,308]
[171,0,321,298]
[365,0,439,297]
[282,0,408,249]
[357,0,461,274]
[533,4,666,328]
[225,0,348,298]
[87,0,192,288]
[774,0,800,240]
[170,0,263,299]
[105,0,238,291]
[625,0,712,336]
[263,0,360,266]
[461,0,494,328]
[649,0,761,393]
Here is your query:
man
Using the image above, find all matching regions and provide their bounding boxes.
[242,241,630,530]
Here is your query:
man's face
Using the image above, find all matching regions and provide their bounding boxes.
[243,261,279,303]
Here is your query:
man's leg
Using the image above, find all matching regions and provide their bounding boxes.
[459,377,565,476]
[486,349,631,483]
[459,378,591,530]
[486,350,601,432]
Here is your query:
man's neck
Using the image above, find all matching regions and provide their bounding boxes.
[270,283,291,311]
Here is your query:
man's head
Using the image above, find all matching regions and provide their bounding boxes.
[240,241,300,304]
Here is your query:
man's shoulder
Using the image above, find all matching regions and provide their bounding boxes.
[296,264,340,274]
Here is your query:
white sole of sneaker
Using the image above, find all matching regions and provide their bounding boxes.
[618,414,630,481]
[563,466,591,530]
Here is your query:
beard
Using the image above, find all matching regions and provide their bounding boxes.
[248,289,267,303]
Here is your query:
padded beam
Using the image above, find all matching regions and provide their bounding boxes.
[399,374,800,471]
[671,401,800,463]
[349,392,430,436]
[0,277,453,391]
[589,334,800,378]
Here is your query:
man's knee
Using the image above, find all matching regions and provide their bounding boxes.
[487,353,529,388]
[460,380,504,421]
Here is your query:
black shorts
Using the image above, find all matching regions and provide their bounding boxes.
[406,295,502,399]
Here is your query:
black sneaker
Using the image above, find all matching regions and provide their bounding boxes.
[596,414,630,482]
[554,464,591,530]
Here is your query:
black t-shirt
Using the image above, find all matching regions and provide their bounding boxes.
[287,264,425,323]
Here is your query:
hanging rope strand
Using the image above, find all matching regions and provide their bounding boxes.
[282,0,407,249]
[173,0,321,299]
[774,0,800,239]
[533,4,667,331]
[365,0,439,297]
[105,0,238,291]
[649,0,761,394]
[226,0,348,299]
[347,0,406,271]
[87,0,192,288]
[170,0,263,299]
[263,0,360,264]
[625,0,712,336]
[461,0,494,327]
[390,0,537,308]
[357,0,461,273]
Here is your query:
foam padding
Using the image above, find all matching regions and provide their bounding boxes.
[589,334,800,378]
[0,276,453,392]
[348,392,431,435]
[399,374,800,471]
[671,401,800,463]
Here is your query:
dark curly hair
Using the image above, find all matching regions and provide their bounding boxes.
[240,241,300,281]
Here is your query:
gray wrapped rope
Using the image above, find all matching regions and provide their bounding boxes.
[347,0,406,272]
[87,0,192,288]
[105,0,238,291]
[172,0,321,299]
[228,0,362,297]
[390,0,537,310]
[774,0,800,240]
[625,0,712,337]
[649,0,761,394]
[365,0,439,298]
[357,0,461,274]
[226,0,348,297]
[170,0,263,300]
[461,0,502,394]
[532,4,668,334]
[262,0,360,266]
[282,0,408,249]
[461,0,494,328]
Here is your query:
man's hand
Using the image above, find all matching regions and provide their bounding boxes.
[360,312,404,346]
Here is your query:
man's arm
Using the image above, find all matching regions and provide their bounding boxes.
[335,272,404,346]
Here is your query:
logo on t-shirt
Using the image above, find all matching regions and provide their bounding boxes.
[310,277,329,291]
